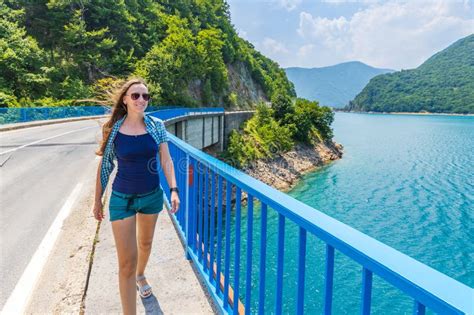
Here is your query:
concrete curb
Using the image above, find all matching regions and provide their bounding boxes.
[0,115,110,132]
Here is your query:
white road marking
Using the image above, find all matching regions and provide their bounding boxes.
[0,126,95,155]
[1,182,84,315]
[0,154,11,167]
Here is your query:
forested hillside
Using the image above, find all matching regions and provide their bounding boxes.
[0,0,295,108]
[346,35,474,114]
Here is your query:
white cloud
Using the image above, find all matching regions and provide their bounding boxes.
[262,37,290,54]
[254,37,291,67]
[321,0,378,4]
[278,0,302,11]
[297,44,315,57]
[298,13,350,52]
[321,0,470,5]
[296,0,474,69]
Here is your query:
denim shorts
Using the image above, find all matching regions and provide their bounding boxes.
[109,186,164,222]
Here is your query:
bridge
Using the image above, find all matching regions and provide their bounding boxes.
[0,107,472,314]
[158,108,253,151]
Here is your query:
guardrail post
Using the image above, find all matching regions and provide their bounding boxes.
[413,301,426,315]
[22,108,27,122]
[185,153,192,260]
[361,267,373,315]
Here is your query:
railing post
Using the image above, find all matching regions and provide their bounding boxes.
[324,244,335,315]
[198,164,204,262]
[244,195,254,315]
[209,170,216,284]
[296,227,307,315]
[216,176,224,296]
[361,267,373,315]
[185,153,191,260]
[275,213,285,315]
[233,187,242,314]
[413,301,426,315]
[258,203,268,315]
[204,168,209,273]
[223,181,232,311]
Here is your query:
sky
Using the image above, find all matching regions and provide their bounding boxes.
[226,0,474,70]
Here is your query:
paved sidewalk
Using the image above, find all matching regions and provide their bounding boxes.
[85,187,214,314]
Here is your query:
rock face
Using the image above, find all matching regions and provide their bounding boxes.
[186,61,269,109]
[242,141,343,191]
[227,61,269,108]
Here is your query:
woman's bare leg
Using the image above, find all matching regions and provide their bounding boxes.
[136,212,159,291]
[111,215,137,315]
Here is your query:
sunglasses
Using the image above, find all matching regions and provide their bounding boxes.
[127,93,150,101]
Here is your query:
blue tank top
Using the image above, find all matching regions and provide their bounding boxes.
[112,131,160,194]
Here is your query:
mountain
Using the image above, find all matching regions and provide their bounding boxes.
[0,1,295,108]
[346,35,474,114]
[285,62,393,108]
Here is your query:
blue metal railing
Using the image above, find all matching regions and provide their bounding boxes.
[150,107,224,121]
[153,112,473,315]
[0,105,219,124]
[0,106,111,124]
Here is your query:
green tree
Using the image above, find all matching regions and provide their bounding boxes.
[347,35,474,114]
[2,0,297,109]
[63,9,116,82]
[0,2,49,105]
[271,92,294,122]
[291,98,334,143]
[136,15,198,106]
[226,103,294,166]
[197,27,227,94]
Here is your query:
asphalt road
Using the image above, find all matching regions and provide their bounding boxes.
[0,119,104,308]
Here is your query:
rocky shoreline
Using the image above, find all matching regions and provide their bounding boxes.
[241,141,343,191]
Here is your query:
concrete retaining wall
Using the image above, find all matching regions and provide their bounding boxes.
[223,111,255,148]
[165,114,224,150]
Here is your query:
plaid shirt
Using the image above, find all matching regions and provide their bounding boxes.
[100,113,168,200]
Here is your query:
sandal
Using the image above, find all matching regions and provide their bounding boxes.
[136,275,153,298]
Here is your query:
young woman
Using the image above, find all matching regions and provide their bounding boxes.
[93,78,180,314]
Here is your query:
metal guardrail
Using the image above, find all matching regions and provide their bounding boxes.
[0,106,111,124]
[149,107,224,121]
[151,110,473,315]
[0,105,210,124]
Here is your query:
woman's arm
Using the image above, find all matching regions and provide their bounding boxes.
[93,157,105,221]
[159,142,180,213]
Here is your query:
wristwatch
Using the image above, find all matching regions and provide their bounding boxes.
[170,187,179,194]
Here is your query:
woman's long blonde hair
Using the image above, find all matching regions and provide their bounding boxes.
[95,77,147,156]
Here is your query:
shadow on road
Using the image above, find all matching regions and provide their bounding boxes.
[141,294,163,315]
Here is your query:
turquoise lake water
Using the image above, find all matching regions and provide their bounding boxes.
[221,112,473,314]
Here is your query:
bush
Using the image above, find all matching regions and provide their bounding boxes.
[290,98,334,143]
[0,92,19,107]
[226,102,294,166]
[225,98,336,166]
[271,92,294,123]
[226,92,238,108]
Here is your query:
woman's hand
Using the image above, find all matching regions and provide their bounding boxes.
[93,200,105,221]
[170,191,180,214]
[159,142,180,214]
